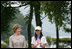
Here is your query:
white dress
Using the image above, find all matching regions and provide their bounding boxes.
[31,36,47,48]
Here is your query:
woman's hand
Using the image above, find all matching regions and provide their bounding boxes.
[32,43,40,48]
[32,44,37,48]
[40,44,46,48]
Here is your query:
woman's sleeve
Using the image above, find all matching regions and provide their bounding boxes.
[23,36,26,48]
[31,37,35,44]
[9,37,13,48]
[42,36,47,44]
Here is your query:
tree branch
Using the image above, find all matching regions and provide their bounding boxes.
[41,15,47,20]
[4,3,29,8]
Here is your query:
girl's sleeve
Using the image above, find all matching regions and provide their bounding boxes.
[42,36,47,44]
[31,37,35,44]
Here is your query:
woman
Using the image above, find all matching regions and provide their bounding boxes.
[9,24,26,48]
[31,26,47,48]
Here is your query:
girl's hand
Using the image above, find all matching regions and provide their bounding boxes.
[32,44,39,48]
[40,44,46,48]
[32,44,37,48]
[36,43,40,46]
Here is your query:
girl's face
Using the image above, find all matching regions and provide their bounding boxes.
[35,30,41,35]
[15,28,21,35]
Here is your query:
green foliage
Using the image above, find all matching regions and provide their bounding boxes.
[64,27,71,32]
[4,38,9,45]
[1,43,8,48]
[46,36,71,44]
[1,1,18,33]
[59,45,64,48]
[41,1,71,28]
[41,1,71,48]
[46,36,52,45]
[59,38,71,43]
[1,38,9,48]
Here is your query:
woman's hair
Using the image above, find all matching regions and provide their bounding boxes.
[35,31,43,40]
[12,24,21,33]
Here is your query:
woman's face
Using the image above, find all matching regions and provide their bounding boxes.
[15,27,21,35]
[35,29,41,35]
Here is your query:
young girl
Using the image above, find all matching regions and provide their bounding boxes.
[31,26,47,48]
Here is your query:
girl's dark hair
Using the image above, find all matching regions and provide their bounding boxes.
[35,31,43,40]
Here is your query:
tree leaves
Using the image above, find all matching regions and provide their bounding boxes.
[41,1,71,31]
[1,1,18,33]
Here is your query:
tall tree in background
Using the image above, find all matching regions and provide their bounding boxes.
[1,1,33,48]
[1,1,18,34]
[27,1,33,48]
[34,1,42,27]
[41,1,71,48]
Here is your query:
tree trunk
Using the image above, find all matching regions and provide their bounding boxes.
[56,25,59,48]
[27,2,33,48]
[34,1,42,27]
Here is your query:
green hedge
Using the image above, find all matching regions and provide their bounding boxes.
[4,38,9,44]
[46,36,71,45]
[1,43,8,48]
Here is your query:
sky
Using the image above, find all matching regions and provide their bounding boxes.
[19,5,71,38]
